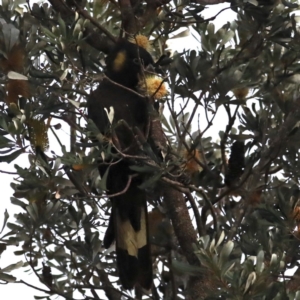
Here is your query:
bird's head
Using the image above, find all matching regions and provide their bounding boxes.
[105,39,155,89]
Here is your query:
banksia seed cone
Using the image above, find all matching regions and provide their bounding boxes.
[0,45,30,104]
[139,76,167,99]
[6,79,30,104]
[183,148,203,175]
[129,34,151,52]
[232,87,249,100]
[0,44,25,73]
[27,118,49,153]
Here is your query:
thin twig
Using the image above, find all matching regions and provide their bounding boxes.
[71,1,116,43]
[185,192,204,237]
[106,174,138,198]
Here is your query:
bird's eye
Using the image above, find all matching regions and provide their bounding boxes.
[133,58,141,65]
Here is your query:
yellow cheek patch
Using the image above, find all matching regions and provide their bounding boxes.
[113,51,126,72]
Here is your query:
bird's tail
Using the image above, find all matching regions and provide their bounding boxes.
[115,199,152,289]
[102,163,152,289]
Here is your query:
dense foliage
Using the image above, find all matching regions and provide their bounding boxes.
[0,0,300,299]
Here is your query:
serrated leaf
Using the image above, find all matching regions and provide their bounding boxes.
[7,71,28,80]
[6,222,23,231]
[0,272,16,282]
[26,203,39,222]
[0,243,7,255]
[244,271,256,294]
[41,26,57,41]
[45,201,61,218]
[60,68,69,81]
[256,250,264,273]
[207,23,215,36]
[170,28,190,40]
[219,240,234,268]
[0,135,14,148]
[216,231,225,248]
[129,164,158,173]
[1,261,23,272]
[57,14,67,38]
[138,172,162,189]
[209,238,216,252]
[270,253,278,267]
[92,275,100,286]
[98,165,109,191]
[201,33,210,52]
[220,30,235,47]
[160,112,174,134]
[68,98,81,108]
[0,209,9,234]
[104,106,114,124]
[2,24,19,51]
[10,197,27,209]
[0,148,25,163]
[295,291,300,300]
[0,118,9,132]
[199,235,210,249]
[171,260,202,276]
[282,0,298,8]
[222,262,235,278]
[13,250,25,256]
[92,239,102,260]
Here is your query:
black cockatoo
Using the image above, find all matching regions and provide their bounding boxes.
[87,39,154,290]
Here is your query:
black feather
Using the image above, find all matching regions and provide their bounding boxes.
[88,39,153,289]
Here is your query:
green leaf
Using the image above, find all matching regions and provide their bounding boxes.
[220,30,234,47]
[98,166,109,191]
[45,201,61,219]
[67,98,81,108]
[244,271,256,294]
[282,0,298,8]
[129,164,158,173]
[0,209,9,234]
[270,253,278,267]
[207,23,215,36]
[41,26,57,41]
[0,135,14,148]
[26,203,39,222]
[0,243,7,255]
[256,250,264,273]
[0,272,16,282]
[10,197,27,209]
[216,231,225,248]
[0,148,25,163]
[1,261,23,272]
[219,240,234,268]
[171,260,202,276]
[138,172,162,189]
[57,14,67,38]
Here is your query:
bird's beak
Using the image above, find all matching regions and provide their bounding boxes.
[145,64,165,77]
